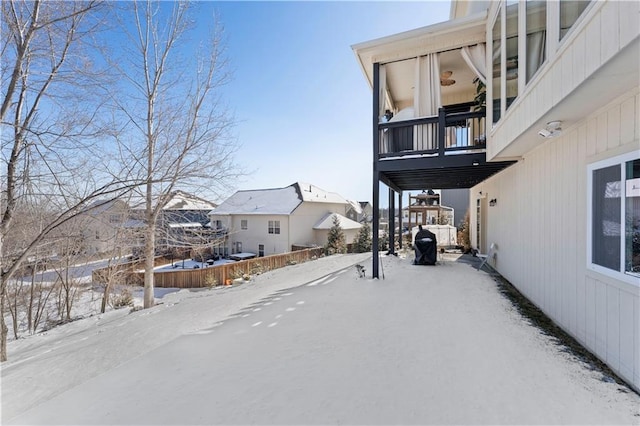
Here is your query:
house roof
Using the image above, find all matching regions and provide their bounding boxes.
[294,182,348,204]
[313,212,362,231]
[130,191,217,211]
[210,186,302,216]
[163,191,217,211]
[210,182,349,216]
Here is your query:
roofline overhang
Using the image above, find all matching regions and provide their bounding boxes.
[352,10,488,89]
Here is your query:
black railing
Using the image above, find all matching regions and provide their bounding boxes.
[378,106,486,158]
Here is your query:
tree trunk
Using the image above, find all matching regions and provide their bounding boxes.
[1,281,7,362]
[143,223,155,308]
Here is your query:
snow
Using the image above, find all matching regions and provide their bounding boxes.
[2,251,639,424]
[209,185,301,215]
[313,212,363,230]
[296,181,348,204]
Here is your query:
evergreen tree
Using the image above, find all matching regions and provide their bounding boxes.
[378,229,389,251]
[352,223,372,253]
[325,215,347,255]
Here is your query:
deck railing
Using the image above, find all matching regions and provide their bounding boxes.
[378,106,486,158]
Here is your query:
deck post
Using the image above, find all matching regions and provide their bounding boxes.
[438,107,446,156]
[398,191,403,249]
[372,62,381,278]
[388,187,395,255]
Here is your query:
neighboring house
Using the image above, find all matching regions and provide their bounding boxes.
[441,188,469,228]
[209,182,361,256]
[346,200,373,223]
[354,1,639,391]
[131,190,219,252]
[156,191,218,250]
[313,212,363,246]
[79,199,130,256]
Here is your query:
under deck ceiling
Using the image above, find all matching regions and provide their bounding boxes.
[378,154,517,191]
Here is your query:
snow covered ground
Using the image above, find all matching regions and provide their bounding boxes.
[2,252,639,424]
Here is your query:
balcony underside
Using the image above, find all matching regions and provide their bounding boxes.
[377,152,516,191]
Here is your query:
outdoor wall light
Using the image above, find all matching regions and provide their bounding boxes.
[538,121,562,138]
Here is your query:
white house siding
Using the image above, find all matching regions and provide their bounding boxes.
[488,0,639,161]
[470,90,640,391]
[290,202,349,247]
[227,215,290,256]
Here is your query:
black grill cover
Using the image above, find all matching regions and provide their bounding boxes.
[414,229,437,265]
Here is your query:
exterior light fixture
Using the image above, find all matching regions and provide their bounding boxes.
[538,120,562,138]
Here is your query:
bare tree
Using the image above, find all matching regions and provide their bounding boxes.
[0,1,137,361]
[109,1,240,309]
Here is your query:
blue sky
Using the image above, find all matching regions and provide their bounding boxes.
[198,1,452,203]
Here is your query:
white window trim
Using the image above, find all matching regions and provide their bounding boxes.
[587,151,640,286]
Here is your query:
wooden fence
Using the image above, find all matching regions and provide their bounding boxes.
[93,247,325,289]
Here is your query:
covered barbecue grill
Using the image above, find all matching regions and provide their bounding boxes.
[413,226,437,265]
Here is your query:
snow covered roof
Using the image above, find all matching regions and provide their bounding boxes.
[167,222,203,229]
[346,200,363,214]
[130,191,217,211]
[313,212,362,230]
[163,191,217,211]
[295,182,348,204]
[210,182,351,216]
[210,186,302,216]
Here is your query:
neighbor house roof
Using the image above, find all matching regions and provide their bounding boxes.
[210,186,302,216]
[163,191,217,211]
[210,182,350,216]
[130,190,217,211]
[313,213,362,230]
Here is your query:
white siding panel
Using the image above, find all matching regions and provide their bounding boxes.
[619,293,635,380]
[606,285,620,371]
[636,93,640,141]
[635,296,640,386]
[600,1,619,64]
[560,47,573,101]
[594,280,608,359]
[584,11,602,78]
[586,118,597,157]
[620,96,636,145]
[585,276,597,349]
[551,60,563,107]
[572,29,587,86]
[596,112,608,154]
[619,0,640,48]
[607,105,621,150]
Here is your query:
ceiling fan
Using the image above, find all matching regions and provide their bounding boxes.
[440,70,456,86]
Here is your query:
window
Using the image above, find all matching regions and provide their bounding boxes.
[241,219,248,230]
[505,0,519,109]
[526,0,546,83]
[258,244,264,257]
[268,220,280,235]
[560,0,591,41]
[588,152,640,284]
[491,9,502,124]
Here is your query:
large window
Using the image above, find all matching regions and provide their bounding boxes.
[526,0,546,83]
[505,1,519,109]
[492,10,502,124]
[589,152,640,284]
[560,0,591,41]
[268,220,280,235]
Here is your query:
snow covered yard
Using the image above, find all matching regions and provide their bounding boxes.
[2,251,639,425]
